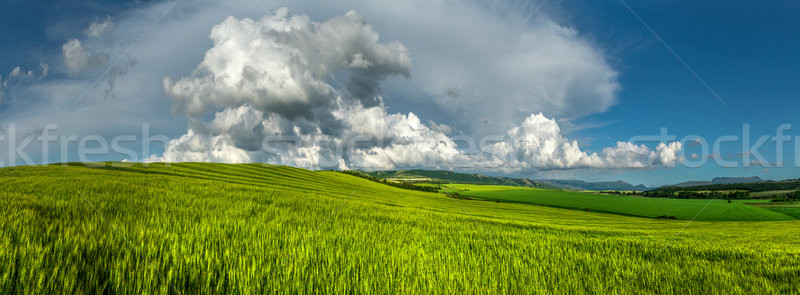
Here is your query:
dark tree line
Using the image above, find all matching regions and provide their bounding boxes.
[611,189,800,202]
[771,190,800,202]
[639,190,750,199]
[444,191,471,200]
[599,191,639,196]
[651,180,800,194]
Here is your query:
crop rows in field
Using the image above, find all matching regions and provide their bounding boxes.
[1,163,799,293]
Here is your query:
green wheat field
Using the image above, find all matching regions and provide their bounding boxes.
[2,163,799,293]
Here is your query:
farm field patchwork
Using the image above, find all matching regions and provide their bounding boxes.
[1,163,799,293]
[447,184,795,221]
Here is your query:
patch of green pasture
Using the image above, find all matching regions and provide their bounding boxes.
[749,202,800,219]
[459,188,794,221]
[764,206,800,219]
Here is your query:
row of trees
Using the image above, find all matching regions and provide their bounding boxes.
[639,190,751,199]
[651,180,800,194]
[599,191,639,196]
[613,189,800,202]
[770,190,800,202]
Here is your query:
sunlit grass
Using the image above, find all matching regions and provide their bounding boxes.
[1,162,799,293]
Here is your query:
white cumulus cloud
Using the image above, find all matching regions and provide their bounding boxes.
[1,1,681,175]
[481,114,682,172]
[163,8,411,120]
[155,9,680,173]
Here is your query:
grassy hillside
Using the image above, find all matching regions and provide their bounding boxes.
[446,184,794,221]
[1,163,800,293]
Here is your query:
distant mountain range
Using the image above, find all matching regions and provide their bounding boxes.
[359,170,786,192]
[537,177,772,191]
[667,176,764,188]
[538,179,650,191]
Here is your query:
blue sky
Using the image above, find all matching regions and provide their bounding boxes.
[1,0,798,186]
[561,1,800,184]
[0,0,152,70]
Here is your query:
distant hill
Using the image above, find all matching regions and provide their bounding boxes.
[363,170,558,189]
[668,176,764,188]
[539,179,650,191]
[712,176,764,184]
[362,170,649,191]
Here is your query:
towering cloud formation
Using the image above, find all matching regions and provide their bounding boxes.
[157,8,681,173]
[164,8,411,119]
[160,8,420,168]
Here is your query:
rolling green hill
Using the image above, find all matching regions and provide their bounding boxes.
[1,163,799,293]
